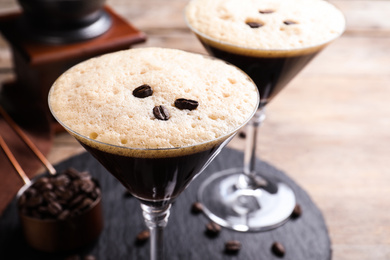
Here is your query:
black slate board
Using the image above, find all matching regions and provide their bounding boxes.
[0,148,331,260]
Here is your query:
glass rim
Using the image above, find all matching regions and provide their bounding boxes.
[47,52,260,153]
[184,0,346,54]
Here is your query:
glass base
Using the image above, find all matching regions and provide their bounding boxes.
[198,168,296,232]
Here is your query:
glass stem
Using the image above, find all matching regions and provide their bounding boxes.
[242,107,266,187]
[141,203,171,260]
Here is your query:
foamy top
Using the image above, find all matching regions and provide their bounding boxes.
[49,48,258,157]
[186,0,345,56]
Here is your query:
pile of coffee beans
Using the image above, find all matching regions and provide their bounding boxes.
[18,168,101,220]
[189,201,303,257]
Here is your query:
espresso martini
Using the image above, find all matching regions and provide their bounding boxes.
[186,0,345,231]
[49,47,259,260]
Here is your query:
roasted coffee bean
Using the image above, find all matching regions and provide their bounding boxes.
[56,189,74,201]
[91,188,101,199]
[246,22,264,28]
[80,179,95,193]
[259,9,274,14]
[77,198,94,211]
[291,204,302,219]
[69,195,84,208]
[284,20,297,25]
[238,131,246,139]
[47,202,62,216]
[84,255,97,260]
[79,171,92,180]
[65,168,82,179]
[153,105,170,120]
[191,202,203,214]
[41,182,54,191]
[34,178,53,191]
[133,84,153,98]
[53,175,71,187]
[225,240,241,254]
[271,241,286,257]
[174,98,199,111]
[136,230,150,244]
[35,177,50,186]
[205,222,221,237]
[37,206,49,215]
[58,209,71,220]
[43,191,57,202]
[26,195,43,208]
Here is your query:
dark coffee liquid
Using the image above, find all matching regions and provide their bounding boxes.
[202,43,320,107]
[79,142,223,207]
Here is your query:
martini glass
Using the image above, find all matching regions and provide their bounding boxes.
[185,0,345,231]
[48,48,259,260]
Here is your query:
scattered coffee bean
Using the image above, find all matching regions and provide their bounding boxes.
[225,240,241,254]
[174,98,199,111]
[271,241,286,257]
[246,21,264,28]
[133,84,153,98]
[136,230,150,244]
[191,202,203,214]
[259,9,274,14]
[291,204,302,219]
[284,20,298,25]
[238,131,246,139]
[205,222,221,237]
[153,105,170,120]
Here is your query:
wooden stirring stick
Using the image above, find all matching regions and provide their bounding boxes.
[0,105,57,175]
[0,134,31,185]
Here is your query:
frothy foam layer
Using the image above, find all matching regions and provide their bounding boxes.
[186,0,345,56]
[49,48,258,156]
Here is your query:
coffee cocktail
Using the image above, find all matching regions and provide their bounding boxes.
[49,47,259,259]
[186,0,345,231]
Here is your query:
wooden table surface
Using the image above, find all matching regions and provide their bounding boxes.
[1,0,389,259]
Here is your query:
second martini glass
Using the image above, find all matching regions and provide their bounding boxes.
[186,0,345,231]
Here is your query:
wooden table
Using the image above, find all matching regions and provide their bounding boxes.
[1,1,389,259]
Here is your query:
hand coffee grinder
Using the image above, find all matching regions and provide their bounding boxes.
[0,0,146,125]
